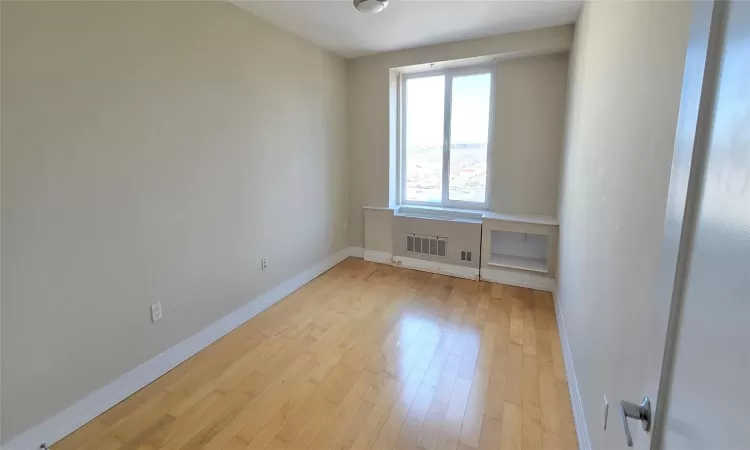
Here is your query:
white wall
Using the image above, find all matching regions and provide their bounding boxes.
[0,2,347,441]
[557,2,692,449]
[346,26,573,247]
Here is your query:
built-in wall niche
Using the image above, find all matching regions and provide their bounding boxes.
[489,230,549,273]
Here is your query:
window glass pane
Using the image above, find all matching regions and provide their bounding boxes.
[404,75,444,203]
[449,73,491,203]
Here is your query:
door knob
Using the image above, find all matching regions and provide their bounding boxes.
[620,397,651,447]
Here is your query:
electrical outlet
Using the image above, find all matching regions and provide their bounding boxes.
[602,395,609,430]
[261,257,268,271]
[343,222,349,231]
[151,303,163,322]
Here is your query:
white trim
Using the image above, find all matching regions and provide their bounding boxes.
[483,65,496,209]
[552,291,592,450]
[480,266,555,292]
[392,255,479,281]
[363,250,393,265]
[0,247,353,450]
[346,246,364,258]
[392,205,558,227]
[482,211,559,226]
[396,205,484,220]
[362,206,394,212]
[442,73,452,206]
[393,211,482,225]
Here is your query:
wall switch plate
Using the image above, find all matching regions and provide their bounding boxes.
[261,257,268,271]
[151,303,163,322]
[602,395,609,430]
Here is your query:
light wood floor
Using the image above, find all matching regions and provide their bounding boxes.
[54,259,578,450]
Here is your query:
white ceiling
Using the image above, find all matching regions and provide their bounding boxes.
[233,1,581,58]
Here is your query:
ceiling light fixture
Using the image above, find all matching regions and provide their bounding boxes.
[354,0,388,14]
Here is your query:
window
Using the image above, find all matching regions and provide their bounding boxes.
[400,67,494,208]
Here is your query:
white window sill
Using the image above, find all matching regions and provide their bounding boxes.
[394,205,559,226]
[395,205,484,223]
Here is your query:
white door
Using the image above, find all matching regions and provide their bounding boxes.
[622,1,750,449]
[652,1,750,449]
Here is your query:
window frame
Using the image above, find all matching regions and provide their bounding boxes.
[398,65,496,210]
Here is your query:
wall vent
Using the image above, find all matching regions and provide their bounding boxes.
[406,234,447,257]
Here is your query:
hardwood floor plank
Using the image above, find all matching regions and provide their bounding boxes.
[510,304,524,346]
[433,354,462,405]
[221,438,249,450]
[349,375,403,450]
[416,399,449,450]
[422,330,456,389]
[522,354,540,410]
[211,354,318,447]
[504,344,524,406]
[484,324,510,421]
[538,368,560,433]
[308,370,379,449]
[522,309,537,356]
[477,415,502,450]
[369,367,428,450]
[392,382,437,450]
[521,404,543,450]
[332,399,377,450]
[499,402,522,450]
[285,400,339,450]
[244,381,318,450]
[157,392,232,450]
[457,324,496,449]
[435,377,472,450]
[541,430,562,450]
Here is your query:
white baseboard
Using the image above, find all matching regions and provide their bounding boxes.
[392,255,479,280]
[363,249,392,264]
[347,246,364,258]
[1,247,353,450]
[552,291,592,450]
[480,266,556,292]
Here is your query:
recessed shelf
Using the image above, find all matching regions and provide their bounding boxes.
[488,254,548,274]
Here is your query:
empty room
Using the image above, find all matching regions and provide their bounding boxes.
[1,1,748,450]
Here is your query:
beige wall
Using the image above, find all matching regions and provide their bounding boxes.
[0,1,347,441]
[346,26,573,247]
[492,53,568,216]
[557,2,691,449]
[363,208,394,254]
